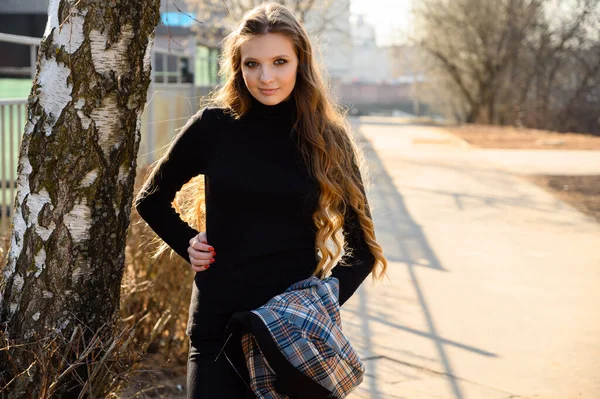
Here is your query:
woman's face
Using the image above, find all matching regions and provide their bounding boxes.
[240,33,299,106]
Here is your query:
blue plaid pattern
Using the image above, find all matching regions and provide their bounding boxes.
[242,277,365,398]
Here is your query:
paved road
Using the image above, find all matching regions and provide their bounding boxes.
[342,118,600,399]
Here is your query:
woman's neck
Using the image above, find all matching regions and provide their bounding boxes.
[248,94,296,121]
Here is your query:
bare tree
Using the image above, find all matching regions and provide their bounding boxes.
[531,0,600,131]
[0,0,160,396]
[413,0,600,133]
[414,0,540,123]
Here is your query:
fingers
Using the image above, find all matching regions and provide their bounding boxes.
[188,232,216,273]
[188,232,211,251]
[188,246,215,264]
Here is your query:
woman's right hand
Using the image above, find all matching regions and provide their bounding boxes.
[187,232,216,272]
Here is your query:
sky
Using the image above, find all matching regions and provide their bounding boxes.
[350,0,414,46]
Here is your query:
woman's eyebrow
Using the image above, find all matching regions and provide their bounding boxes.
[242,55,291,61]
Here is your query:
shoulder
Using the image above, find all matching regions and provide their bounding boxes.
[175,106,235,142]
[198,106,237,125]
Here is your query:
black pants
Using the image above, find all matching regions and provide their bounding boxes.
[187,339,255,399]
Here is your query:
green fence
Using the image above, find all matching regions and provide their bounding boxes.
[0,79,32,100]
[0,83,205,234]
[0,100,26,233]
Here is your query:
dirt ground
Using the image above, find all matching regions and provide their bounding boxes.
[444,124,600,223]
[117,353,187,398]
[444,124,600,150]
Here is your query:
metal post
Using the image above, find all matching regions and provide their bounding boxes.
[30,44,37,79]
[146,54,157,164]
[12,104,23,219]
[190,36,197,110]
[161,53,166,84]
[8,104,16,226]
[168,89,174,139]
[1,106,6,233]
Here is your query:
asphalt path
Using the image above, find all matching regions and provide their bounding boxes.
[343,118,600,399]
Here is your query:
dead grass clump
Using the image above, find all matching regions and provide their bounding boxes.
[1,322,141,398]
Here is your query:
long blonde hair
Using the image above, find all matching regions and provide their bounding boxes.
[140,2,387,280]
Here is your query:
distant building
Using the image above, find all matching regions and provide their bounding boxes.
[302,0,353,86]
[348,15,393,83]
[346,15,427,85]
[331,15,431,115]
[0,0,48,79]
[154,1,219,88]
[0,0,357,95]
[349,15,390,83]
[0,0,219,88]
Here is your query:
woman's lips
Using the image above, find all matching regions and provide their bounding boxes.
[259,88,279,96]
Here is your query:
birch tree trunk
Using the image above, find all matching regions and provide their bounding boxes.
[0,0,160,396]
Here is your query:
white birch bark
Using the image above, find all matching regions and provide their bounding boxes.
[0,0,160,396]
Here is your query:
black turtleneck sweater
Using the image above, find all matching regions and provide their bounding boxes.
[135,97,376,347]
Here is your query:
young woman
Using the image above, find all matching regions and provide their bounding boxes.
[135,2,387,398]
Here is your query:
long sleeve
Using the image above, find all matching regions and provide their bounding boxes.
[135,108,209,264]
[330,162,376,306]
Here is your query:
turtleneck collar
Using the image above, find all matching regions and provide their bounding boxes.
[247,94,296,122]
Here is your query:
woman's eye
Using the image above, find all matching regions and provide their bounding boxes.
[245,61,258,68]
[274,59,287,65]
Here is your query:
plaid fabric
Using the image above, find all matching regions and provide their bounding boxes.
[242,276,365,399]
[242,332,284,398]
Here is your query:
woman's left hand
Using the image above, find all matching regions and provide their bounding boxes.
[187,232,216,272]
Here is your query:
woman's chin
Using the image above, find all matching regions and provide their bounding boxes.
[257,96,282,106]
[252,90,291,106]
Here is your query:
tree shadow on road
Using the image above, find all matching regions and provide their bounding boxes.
[343,129,500,399]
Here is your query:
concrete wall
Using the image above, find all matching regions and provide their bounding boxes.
[336,82,412,105]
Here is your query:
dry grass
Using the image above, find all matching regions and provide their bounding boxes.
[526,175,600,223]
[0,322,142,398]
[116,195,194,397]
[0,168,193,397]
[443,124,600,149]
[0,235,8,270]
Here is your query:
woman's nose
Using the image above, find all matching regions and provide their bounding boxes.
[260,67,274,83]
